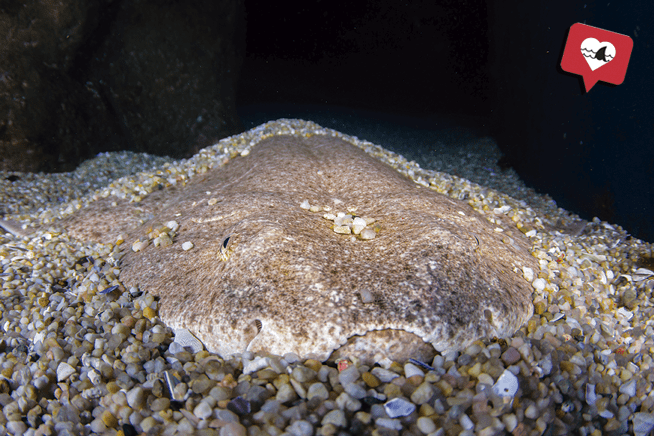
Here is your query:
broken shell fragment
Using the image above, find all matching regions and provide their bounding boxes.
[173,328,204,354]
[493,369,519,397]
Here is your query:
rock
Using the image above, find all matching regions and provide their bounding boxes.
[57,362,76,382]
[410,382,434,405]
[335,392,362,413]
[343,382,367,400]
[338,366,361,385]
[1,0,244,172]
[321,409,347,428]
[370,368,399,383]
[194,401,213,420]
[404,362,424,379]
[384,397,416,418]
[292,366,318,383]
[501,347,521,365]
[286,420,314,436]
[633,413,654,436]
[619,379,636,397]
[376,418,403,431]
[492,369,519,397]
[126,387,145,409]
[307,383,329,401]
[219,422,247,436]
[417,416,436,434]
[276,383,298,403]
[362,372,381,388]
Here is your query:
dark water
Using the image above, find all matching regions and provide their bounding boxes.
[237,102,490,170]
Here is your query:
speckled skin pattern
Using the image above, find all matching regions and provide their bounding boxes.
[66,133,539,362]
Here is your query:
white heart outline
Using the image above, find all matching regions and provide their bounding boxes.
[580,37,616,71]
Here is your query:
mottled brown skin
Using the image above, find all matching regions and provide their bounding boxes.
[65,133,539,362]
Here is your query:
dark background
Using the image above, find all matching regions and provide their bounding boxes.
[237,0,653,242]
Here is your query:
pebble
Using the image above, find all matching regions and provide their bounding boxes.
[417,416,436,434]
[56,362,76,382]
[384,397,416,418]
[1,119,653,436]
[286,420,314,436]
[371,367,399,383]
[410,382,434,405]
[307,382,329,401]
[376,418,403,431]
[338,365,360,385]
[194,401,213,420]
[500,347,521,365]
[403,362,424,378]
[321,409,347,427]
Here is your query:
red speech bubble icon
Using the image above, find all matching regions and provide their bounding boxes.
[560,23,633,92]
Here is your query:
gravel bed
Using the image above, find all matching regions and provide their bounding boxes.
[1,119,653,436]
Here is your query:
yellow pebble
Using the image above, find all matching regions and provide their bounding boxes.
[527,318,539,333]
[106,381,120,394]
[383,383,402,399]
[389,361,403,373]
[361,372,380,388]
[534,301,547,315]
[101,410,118,428]
[436,379,453,396]
[419,403,436,417]
[468,362,482,378]
[304,359,322,373]
[143,306,156,320]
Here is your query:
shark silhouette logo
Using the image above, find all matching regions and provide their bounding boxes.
[561,23,633,92]
[580,38,616,71]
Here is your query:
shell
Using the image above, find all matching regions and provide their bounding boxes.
[99,285,119,295]
[492,369,519,397]
[384,397,416,418]
[172,328,204,354]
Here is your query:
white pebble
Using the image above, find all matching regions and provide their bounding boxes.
[371,367,399,382]
[166,220,179,232]
[352,217,367,235]
[532,278,546,291]
[404,362,424,378]
[57,362,76,382]
[522,267,534,282]
[492,369,519,397]
[338,366,360,385]
[460,413,474,430]
[333,225,351,234]
[619,379,637,397]
[360,228,376,240]
[194,401,213,420]
[360,289,375,303]
[384,397,415,418]
[173,328,204,353]
[131,240,148,252]
[524,404,539,419]
[376,418,403,431]
[6,421,27,435]
[243,356,269,375]
[182,241,194,251]
[300,200,311,210]
[417,416,436,434]
[502,414,518,432]
[633,412,654,436]
[286,420,313,436]
[321,409,347,427]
